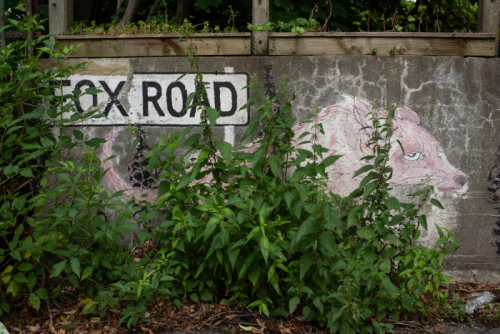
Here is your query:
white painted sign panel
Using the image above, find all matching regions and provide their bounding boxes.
[58,73,249,126]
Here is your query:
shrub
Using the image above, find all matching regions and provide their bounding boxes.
[94,73,461,331]
[0,16,463,333]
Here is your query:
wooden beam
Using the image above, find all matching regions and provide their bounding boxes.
[477,0,499,56]
[56,35,251,57]
[269,32,497,38]
[252,0,269,55]
[269,33,496,57]
[58,33,250,39]
[55,32,496,58]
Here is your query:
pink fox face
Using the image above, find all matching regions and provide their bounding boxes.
[294,95,468,196]
[389,118,468,192]
[99,95,468,201]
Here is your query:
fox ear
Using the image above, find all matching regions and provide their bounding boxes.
[395,105,420,124]
[347,96,374,129]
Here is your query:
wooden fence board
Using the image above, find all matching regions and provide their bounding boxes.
[58,35,251,57]
[56,32,497,58]
[269,33,496,57]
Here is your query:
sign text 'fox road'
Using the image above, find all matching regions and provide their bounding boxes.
[58,73,249,126]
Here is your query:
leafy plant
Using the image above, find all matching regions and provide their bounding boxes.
[1,13,468,334]
[86,39,463,331]
[248,17,321,35]
[0,14,135,319]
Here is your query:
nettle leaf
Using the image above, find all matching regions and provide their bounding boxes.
[289,297,300,314]
[228,246,240,269]
[216,141,233,162]
[385,197,400,211]
[319,231,336,255]
[320,155,342,168]
[347,206,361,227]
[389,215,404,226]
[73,129,84,141]
[431,199,445,209]
[378,259,391,273]
[378,272,399,298]
[248,265,260,286]
[238,250,258,279]
[313,296,324,315]
[302,306,313,320]
[41,137,54,148]
[182,133,201,147]
[357,226,374,239]
[363,181,378,199]
[200,290,213,301]
[418,215,428,230]
[207,107,219,125]
[57,173,72,184]
[20,169,34,178]
[260,235,270,264]
[270,155,281,177]
[138,230,151,244]
[85,138,106,147]
[299,253,314,280]
[403,296,414,310]
[292,217,315,248]
[324,204,341,230]
[353,164,373,178]
[384,233,399,245]
[284,192,295,209]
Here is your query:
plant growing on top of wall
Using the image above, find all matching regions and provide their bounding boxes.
[248,18,321,35]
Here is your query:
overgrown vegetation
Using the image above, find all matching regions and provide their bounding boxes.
[0,14,476,334]
[3,0,480,35]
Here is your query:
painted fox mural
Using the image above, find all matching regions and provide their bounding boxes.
[99,95,468,201]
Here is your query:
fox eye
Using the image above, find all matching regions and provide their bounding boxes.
[403,152,423,161]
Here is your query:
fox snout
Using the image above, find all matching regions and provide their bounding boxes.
[454,175,468,187]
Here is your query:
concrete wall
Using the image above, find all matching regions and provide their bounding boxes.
[44,55,500,280]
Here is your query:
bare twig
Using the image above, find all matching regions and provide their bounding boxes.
[193,311,244,329]
[87,277,106,291]
[309,4,318,21]
[321,0,332,32]
[30,320,117,334]
[146,0,159,22]
[46,299,53,328]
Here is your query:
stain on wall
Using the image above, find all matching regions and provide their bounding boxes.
[488,147,500,254]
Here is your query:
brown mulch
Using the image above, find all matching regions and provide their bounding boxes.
[2,283,500,334]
